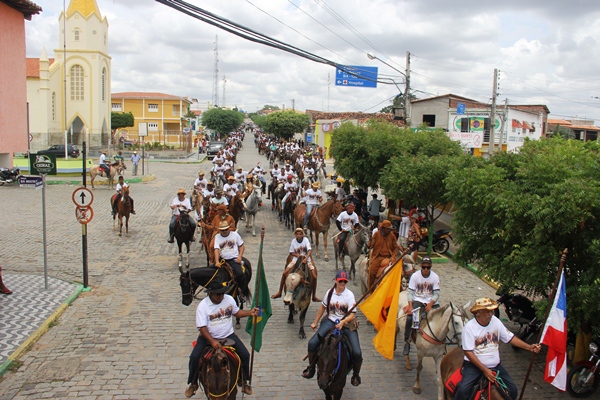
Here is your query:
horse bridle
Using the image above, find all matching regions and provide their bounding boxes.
[421,303,464,346]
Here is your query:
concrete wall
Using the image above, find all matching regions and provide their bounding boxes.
[0,3,28,167]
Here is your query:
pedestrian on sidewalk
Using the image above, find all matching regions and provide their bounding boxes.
[130,151,141,176]
[0,266,12,294]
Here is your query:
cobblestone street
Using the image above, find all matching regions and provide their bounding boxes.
[0,134,569,399]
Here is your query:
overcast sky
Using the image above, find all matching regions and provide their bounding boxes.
[25,0,600,122]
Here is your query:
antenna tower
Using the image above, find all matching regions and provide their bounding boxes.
[212,35,219,107]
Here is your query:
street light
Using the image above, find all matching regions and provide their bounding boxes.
[367,52,411,123]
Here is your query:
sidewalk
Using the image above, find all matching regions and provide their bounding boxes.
[0,275,83,377]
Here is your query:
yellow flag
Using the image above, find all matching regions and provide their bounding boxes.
[358,259,402,360]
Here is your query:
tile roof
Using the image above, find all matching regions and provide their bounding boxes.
[547,119,572,125]
[25,57,55,78]
[569,125,600,131]
[3,0,42,20]
[111,92,192,103]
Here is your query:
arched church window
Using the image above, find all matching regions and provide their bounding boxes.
[70,65,84,101]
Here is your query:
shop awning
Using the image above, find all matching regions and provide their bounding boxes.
[512,119,522,128]
[522,121,533,130]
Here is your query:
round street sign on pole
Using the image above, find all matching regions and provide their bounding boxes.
[75,206,94,224]
[72,187,94,207]
[28,133,34,142]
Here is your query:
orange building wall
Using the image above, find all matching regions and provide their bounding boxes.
[0,3,28,166]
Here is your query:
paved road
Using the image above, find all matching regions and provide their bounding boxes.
[0,135,568,399]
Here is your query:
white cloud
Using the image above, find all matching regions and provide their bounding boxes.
[25,0,600,121]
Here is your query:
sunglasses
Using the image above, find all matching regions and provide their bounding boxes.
[421,266,431,269]
[338,280,348,284]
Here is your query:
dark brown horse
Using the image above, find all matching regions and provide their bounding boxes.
[228,192,245,229]
[111,186,131,236]
[294,199,343,261]
[199,344,240,400]
[316,331,351,400]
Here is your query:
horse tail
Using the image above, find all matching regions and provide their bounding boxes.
[241,259,253,302]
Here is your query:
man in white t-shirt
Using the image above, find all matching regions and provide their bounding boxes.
[111,175,136,216]
[271,228,321,302]
[334,181,345,202]
[223,176,239,200]
[402,256,440,355]
[213,221,247,299]
[193,171,208,192]
[234,166,247,185]
[335,203,360,259]
[185,280,258,398]
[281,175,298,204]
[168,188,196,243]
[303,182,322,229]
[454,298,541,400]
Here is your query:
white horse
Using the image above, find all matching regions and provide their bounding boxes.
[397,291,471,400]
[244,184,263,237]
[334,224,370,282]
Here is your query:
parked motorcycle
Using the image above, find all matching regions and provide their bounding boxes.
[567,338,600,398]
[418,228,452,254]
[495,288,542,349]
[0,167,20,186]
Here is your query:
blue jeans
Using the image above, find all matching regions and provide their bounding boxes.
[454,361,518,400]
[188,332,250,385]
[307,318,362,364]
[304,203,316,226]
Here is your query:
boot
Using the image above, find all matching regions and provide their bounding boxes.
[168,231,175,243]
[351,362,362,386]
[0,270,12,295]
[185,383,198,398]
[271,273,287,299]
[242,381,252,395]
[302,352,317,379]
[402,341,411,356]
[311,279,321,302]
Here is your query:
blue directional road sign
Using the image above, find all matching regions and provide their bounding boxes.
[335,66,378,88]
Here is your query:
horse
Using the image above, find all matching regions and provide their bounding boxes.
[111,185,131,236]
[192,190,209,245]
[282,258,312,339]
[273,182,285,214]
[333,224,370,282]
[294,199,343,262]
[228,192,245,229]
[358,253,416,295]
[179,259,252,329]
[90,162,123,189]
[198,342,241,400]
[397,290,470,400]
[244,184,262,237]
[440,347,510,400]
[316,330,352,400]
[174,210,195,269]
[282,196,295,229]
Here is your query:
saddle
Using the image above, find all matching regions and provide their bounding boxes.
[445,368,511,400]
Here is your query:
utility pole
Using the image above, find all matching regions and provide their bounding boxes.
[488,68,499,155]
[222,75,227,108]
[291,99,295,111]
[212,35,219,107]
[405,51,411,125]
[327,73,330,112]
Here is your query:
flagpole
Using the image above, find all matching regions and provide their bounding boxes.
[248,226,265,387]
[343,247,411,320]
[518,248,568,400]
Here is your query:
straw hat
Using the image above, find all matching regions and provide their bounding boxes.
[470,297,499,314]
[294,227,304,234]
[218,220,231,230]
[311,182,319,189]
[177,188,186,195]
[227,176,235,181]
[198,171,205,176]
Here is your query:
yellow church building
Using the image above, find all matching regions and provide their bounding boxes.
[26,0,111,151]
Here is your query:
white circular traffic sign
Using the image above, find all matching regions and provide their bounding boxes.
[72,187,94,207]
[28,133,33,142]
[75,206,94,224]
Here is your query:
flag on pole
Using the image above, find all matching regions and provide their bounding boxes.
[358,259,403,360]
[540,271,567,391]
[244,244,272,352]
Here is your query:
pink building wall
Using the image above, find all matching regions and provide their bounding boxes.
[0,2,29,167]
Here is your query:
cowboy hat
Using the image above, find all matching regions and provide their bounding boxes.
[102,150,107,154]
[247,173,253,179]
[218,220,231,230]
[216,204,228,212]
[227,176,235,181]
[133,151,137,154]
[380,220,393,229]
[470,297,499,314]
[237,166,243,170]
[311,182,319,188]
[198,171,205,176]
[205,280,232,294]
[177,188,186,195]
[294,227,304,234]
[215,189,224,195]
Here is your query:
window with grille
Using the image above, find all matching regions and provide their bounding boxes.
[148,123,158,131]
[52,92,56,120]
[148,104,158,112]
[101,68,106,101]
[70,65,84,101]
[74,29,80,41]
[112,103,122,111]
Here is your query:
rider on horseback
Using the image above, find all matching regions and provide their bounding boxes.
[453,298,541,400]
[168,189,197,243]
[303,182,322,230]
[403,256,440,356]
[213,221,248,302]
[335,203,360,260]
[281,175,298,205]
[185,280,258,397]
[302,270,362,387]
[193,171,208,192]
[366,220,398,289]
[271,228,321,302]
[112,176,136,216]
[99,150,110,175]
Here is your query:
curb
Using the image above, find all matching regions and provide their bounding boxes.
[0,283,85,378]
[45,174,156,186]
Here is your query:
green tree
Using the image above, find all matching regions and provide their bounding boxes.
[201,108,244,136]
[261,105,280,111]
[547,125,575,139]
[379,128,465,251]
[265,111,310,141]
[445,137,600,336]
[249,114,268,131]
[330,119,405,189]
[111,111,134,132]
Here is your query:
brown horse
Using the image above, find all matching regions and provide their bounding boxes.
[90,162,123,189]
[294,199,343,261]
[228,192,245,229]
[440,347,509,400]
[199,343,241,400]
[111,186,131,236]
